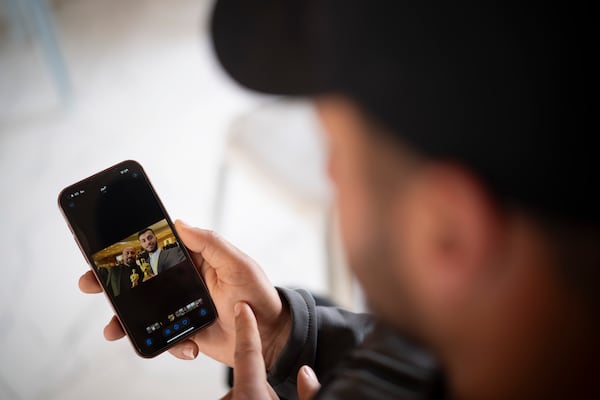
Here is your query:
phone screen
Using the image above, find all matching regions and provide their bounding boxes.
[58,160,217,357]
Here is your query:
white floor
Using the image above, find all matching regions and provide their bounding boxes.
[0,1,330,398]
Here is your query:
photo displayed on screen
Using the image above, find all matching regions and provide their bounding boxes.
[92,219,186,297]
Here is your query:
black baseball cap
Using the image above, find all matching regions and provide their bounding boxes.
[210,1,596,226]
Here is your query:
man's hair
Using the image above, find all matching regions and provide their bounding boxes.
[137,228,155,239]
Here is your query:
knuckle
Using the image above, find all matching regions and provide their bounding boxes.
[234,345,261,360]
[204,229,221,244]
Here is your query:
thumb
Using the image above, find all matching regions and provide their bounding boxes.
[174,220,253,273]
[297,365,321,400]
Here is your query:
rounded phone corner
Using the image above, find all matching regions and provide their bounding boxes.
[133,341,162,359]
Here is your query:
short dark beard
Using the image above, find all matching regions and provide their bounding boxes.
[349,206,422,343]
[351,122,426,341]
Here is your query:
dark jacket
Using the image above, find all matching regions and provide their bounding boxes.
[139,245,186,275]
[105,263,143,297]
[268,288,445,400]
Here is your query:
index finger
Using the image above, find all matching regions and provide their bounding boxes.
[233,302,267,396]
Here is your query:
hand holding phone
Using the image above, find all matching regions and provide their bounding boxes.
[67,160,292,365]
[79,221,293,368]
[60,160,217,357]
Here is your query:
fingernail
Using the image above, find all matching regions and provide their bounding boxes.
[182,346,196,360]
[177,219,190,227]
[302,365,316,380]
[234,302,243,317]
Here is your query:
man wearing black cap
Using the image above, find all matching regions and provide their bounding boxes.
[80,1,599,399]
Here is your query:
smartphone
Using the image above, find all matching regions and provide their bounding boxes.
[58,160,217,357]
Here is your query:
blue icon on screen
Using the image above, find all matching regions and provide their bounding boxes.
[200,308,207,317]
[164,328,172,336]
[173,323,180,331]
[145,338,153,346]
[182,318,189,326]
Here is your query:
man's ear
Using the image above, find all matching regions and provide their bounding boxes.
[392,162,501,310]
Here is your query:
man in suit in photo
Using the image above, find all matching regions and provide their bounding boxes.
[137,228,186,275]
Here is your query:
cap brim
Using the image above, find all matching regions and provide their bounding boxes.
[211,0,323,96]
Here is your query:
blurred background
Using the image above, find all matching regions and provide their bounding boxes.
[0,0,357,398]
